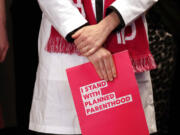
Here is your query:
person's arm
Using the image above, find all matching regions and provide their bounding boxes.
[106,0,158,26]
[73,0,159,56]
[0,0,9,63]
[72,11,120,56]
[37,0,88,39]
[72,0,158,81]
[72,12,119,82]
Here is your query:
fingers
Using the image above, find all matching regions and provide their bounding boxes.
[81,47,97,57]
[103,55,113,81]
[0,48,4,62]
[74,36,84,48]
[72,28,83,39]
[92,60,104,80]
[90,56,108,81]
[73,25,103,56]
[0,48,3,62]
[88,48,117,81]
[75,39,86,50]
[109,55,117,78]
[0,45,8,63]
[79,46,90,55]
[99,59,109,81]
[103,52,117,81]
[75,39,98,56]
[74,33,88,51]
[98,52,116,81]
[83,48,97,56]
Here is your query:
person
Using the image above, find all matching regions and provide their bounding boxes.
[0,0,8,128]
[0,0,9,129]
[29,0,158,135]
[0,0,9,63]
[0,0,17,133]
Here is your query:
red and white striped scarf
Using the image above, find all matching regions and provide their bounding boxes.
[46,0,156,72]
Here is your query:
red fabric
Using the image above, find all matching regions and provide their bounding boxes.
[0,106,4,129]
[46,27,80,54]
[46,0,156,72]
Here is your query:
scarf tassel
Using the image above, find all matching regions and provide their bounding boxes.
[46,34,156,73]
[131,54,157,72]
[45,29,80,55]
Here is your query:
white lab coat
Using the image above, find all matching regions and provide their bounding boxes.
[29,0,158,134]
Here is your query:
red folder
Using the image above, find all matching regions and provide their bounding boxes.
[66,51,149,135]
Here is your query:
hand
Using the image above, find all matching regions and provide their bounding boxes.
[72,12,120,57]
[72,24,109,56]
[87,47,116,81]
[0,26,9,63]
[0,0,9,63]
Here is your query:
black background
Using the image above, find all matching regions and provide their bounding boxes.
[11,0,41,133]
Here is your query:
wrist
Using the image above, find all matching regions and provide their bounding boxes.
[99,12,120,34]
[0,20,6,29]
[0,23,8,39]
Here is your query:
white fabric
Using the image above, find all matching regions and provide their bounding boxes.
[37,0,88,38]
[29,0,157,134]
[111,0,158,25]
[37,0,158,38]
[135,71,157,133]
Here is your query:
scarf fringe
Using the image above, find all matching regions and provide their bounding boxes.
[131,54,157,72]
[46,27,156,72]
[46,35,157,73]
[46,33,80,55]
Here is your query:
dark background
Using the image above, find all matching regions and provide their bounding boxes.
[0,0,41,134]
[11,0,40,130]
[0,0,179,134]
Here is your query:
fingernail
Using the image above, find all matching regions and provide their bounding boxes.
[113,74,117,78]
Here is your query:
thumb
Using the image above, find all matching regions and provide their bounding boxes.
[0,46,8,63]
[72,29,83,39]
